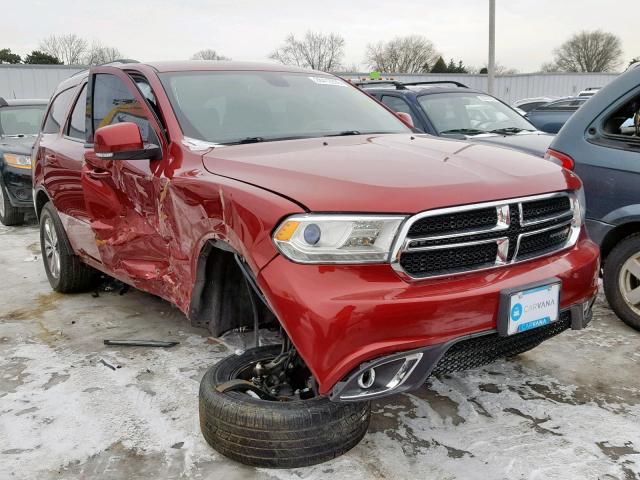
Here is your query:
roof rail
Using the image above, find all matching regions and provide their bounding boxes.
[402,80,468,88]
[70,59,141,78]
[100,59,140,67]
[353,81,407,90]
[0,97,7,107]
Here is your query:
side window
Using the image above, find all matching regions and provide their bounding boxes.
[92,74,153,142]
[381,96,418,126]
[66,84,87,140]
[42,88,75,134]
[602,93,640,140]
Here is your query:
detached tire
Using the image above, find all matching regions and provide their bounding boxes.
[199,345,371,468]
[604,234,640,331]
[39,202,97,293]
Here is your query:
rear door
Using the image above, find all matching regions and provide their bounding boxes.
[82,66,170,284]
[37,83,102,258]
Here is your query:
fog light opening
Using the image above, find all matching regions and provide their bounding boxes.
[357,368,376,389]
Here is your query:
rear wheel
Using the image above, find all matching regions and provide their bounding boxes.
[199,344,371,468]
[604,234,640,331]
[39,202,97,293]
[0,181,25,226]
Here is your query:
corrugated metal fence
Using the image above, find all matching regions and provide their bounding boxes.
[0,65,83,100]
[0,64,619,105]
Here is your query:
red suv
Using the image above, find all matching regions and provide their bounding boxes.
[33,61,600,468]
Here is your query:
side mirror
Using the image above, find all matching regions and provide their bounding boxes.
[395,112,414,128]
[94,122,161,160]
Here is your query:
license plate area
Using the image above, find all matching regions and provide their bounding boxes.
[498,278,561,336]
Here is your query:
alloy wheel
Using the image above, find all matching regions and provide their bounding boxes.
[43,217,61,279]
[618,252,640,316]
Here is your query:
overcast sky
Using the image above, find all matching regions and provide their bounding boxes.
[4,0,639,72]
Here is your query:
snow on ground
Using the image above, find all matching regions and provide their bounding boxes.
[1,222,639,480]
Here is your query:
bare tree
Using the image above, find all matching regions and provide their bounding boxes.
[552,30,623,72]
[270,31,345,71]
[539,61,561,73]
[84,41,123,65]
[191,49,230,61]
[38,34,88,65]
[365,35,440,73]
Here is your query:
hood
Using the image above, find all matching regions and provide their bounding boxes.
[202,134,579,213]
[469,132,554,158]
[0,135,37,155]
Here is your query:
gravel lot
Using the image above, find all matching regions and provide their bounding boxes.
[1,220,639,480]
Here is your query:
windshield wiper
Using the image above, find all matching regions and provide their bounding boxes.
[440,128,488,136]
[489,127,535,135]
[222,135,315,146]
[326,130,362,137]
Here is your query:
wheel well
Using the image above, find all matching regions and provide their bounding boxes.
[34,190,50,219]
[600,222,640,263]
[188,241,275,336]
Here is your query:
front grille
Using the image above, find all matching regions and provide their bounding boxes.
[522,196,571,222]
[400,243,498,276]
[408,207,497,238]
[432,310,571,375]
[395,193,576,278]
[518,225,571,258]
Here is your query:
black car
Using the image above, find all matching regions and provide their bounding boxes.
[525,97,588,134]
[357,81,555,158]
[0,98,48,225]
[548,65,640,330]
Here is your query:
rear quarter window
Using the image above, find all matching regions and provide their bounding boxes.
[42,88,75,134]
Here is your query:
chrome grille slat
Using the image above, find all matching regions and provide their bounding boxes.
[391,192,579,280]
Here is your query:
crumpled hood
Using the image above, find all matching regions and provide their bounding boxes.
[469,132,554,158]
[0,135,36,155]
[202,134,579,213]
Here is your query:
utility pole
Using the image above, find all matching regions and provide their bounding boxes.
[488,0,496,94]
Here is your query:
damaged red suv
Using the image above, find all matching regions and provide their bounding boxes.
[33,61,600,468]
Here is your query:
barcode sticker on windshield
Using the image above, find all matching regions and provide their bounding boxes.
[309,76,347,87]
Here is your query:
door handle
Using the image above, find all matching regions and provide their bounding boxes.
[87,168,111,179]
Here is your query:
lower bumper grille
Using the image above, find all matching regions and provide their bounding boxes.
[432,310,571,375]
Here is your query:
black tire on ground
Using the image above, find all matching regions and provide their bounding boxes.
[603,234,640,331]
[199,345,371,468]
[0,182,25,226]
[39,202,97,293]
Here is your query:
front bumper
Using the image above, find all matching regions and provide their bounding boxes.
[330,301,594,401]
[1,166,33,208]
[257,230,600,396]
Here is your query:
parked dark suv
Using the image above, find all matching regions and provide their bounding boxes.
[0,98,48,225]
[548,65,640,330]
[358,81,556,159]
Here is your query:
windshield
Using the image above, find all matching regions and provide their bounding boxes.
[417,93,535,136]
[0,105,47,136]
[159,71,410,144]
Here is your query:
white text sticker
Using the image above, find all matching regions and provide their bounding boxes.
[309,76,347,87]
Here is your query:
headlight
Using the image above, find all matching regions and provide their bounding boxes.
[3,153,32,170]
[573,186,586,227]
[273,214,406,263]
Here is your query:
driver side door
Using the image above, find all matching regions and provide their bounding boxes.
[82,67,170,288]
